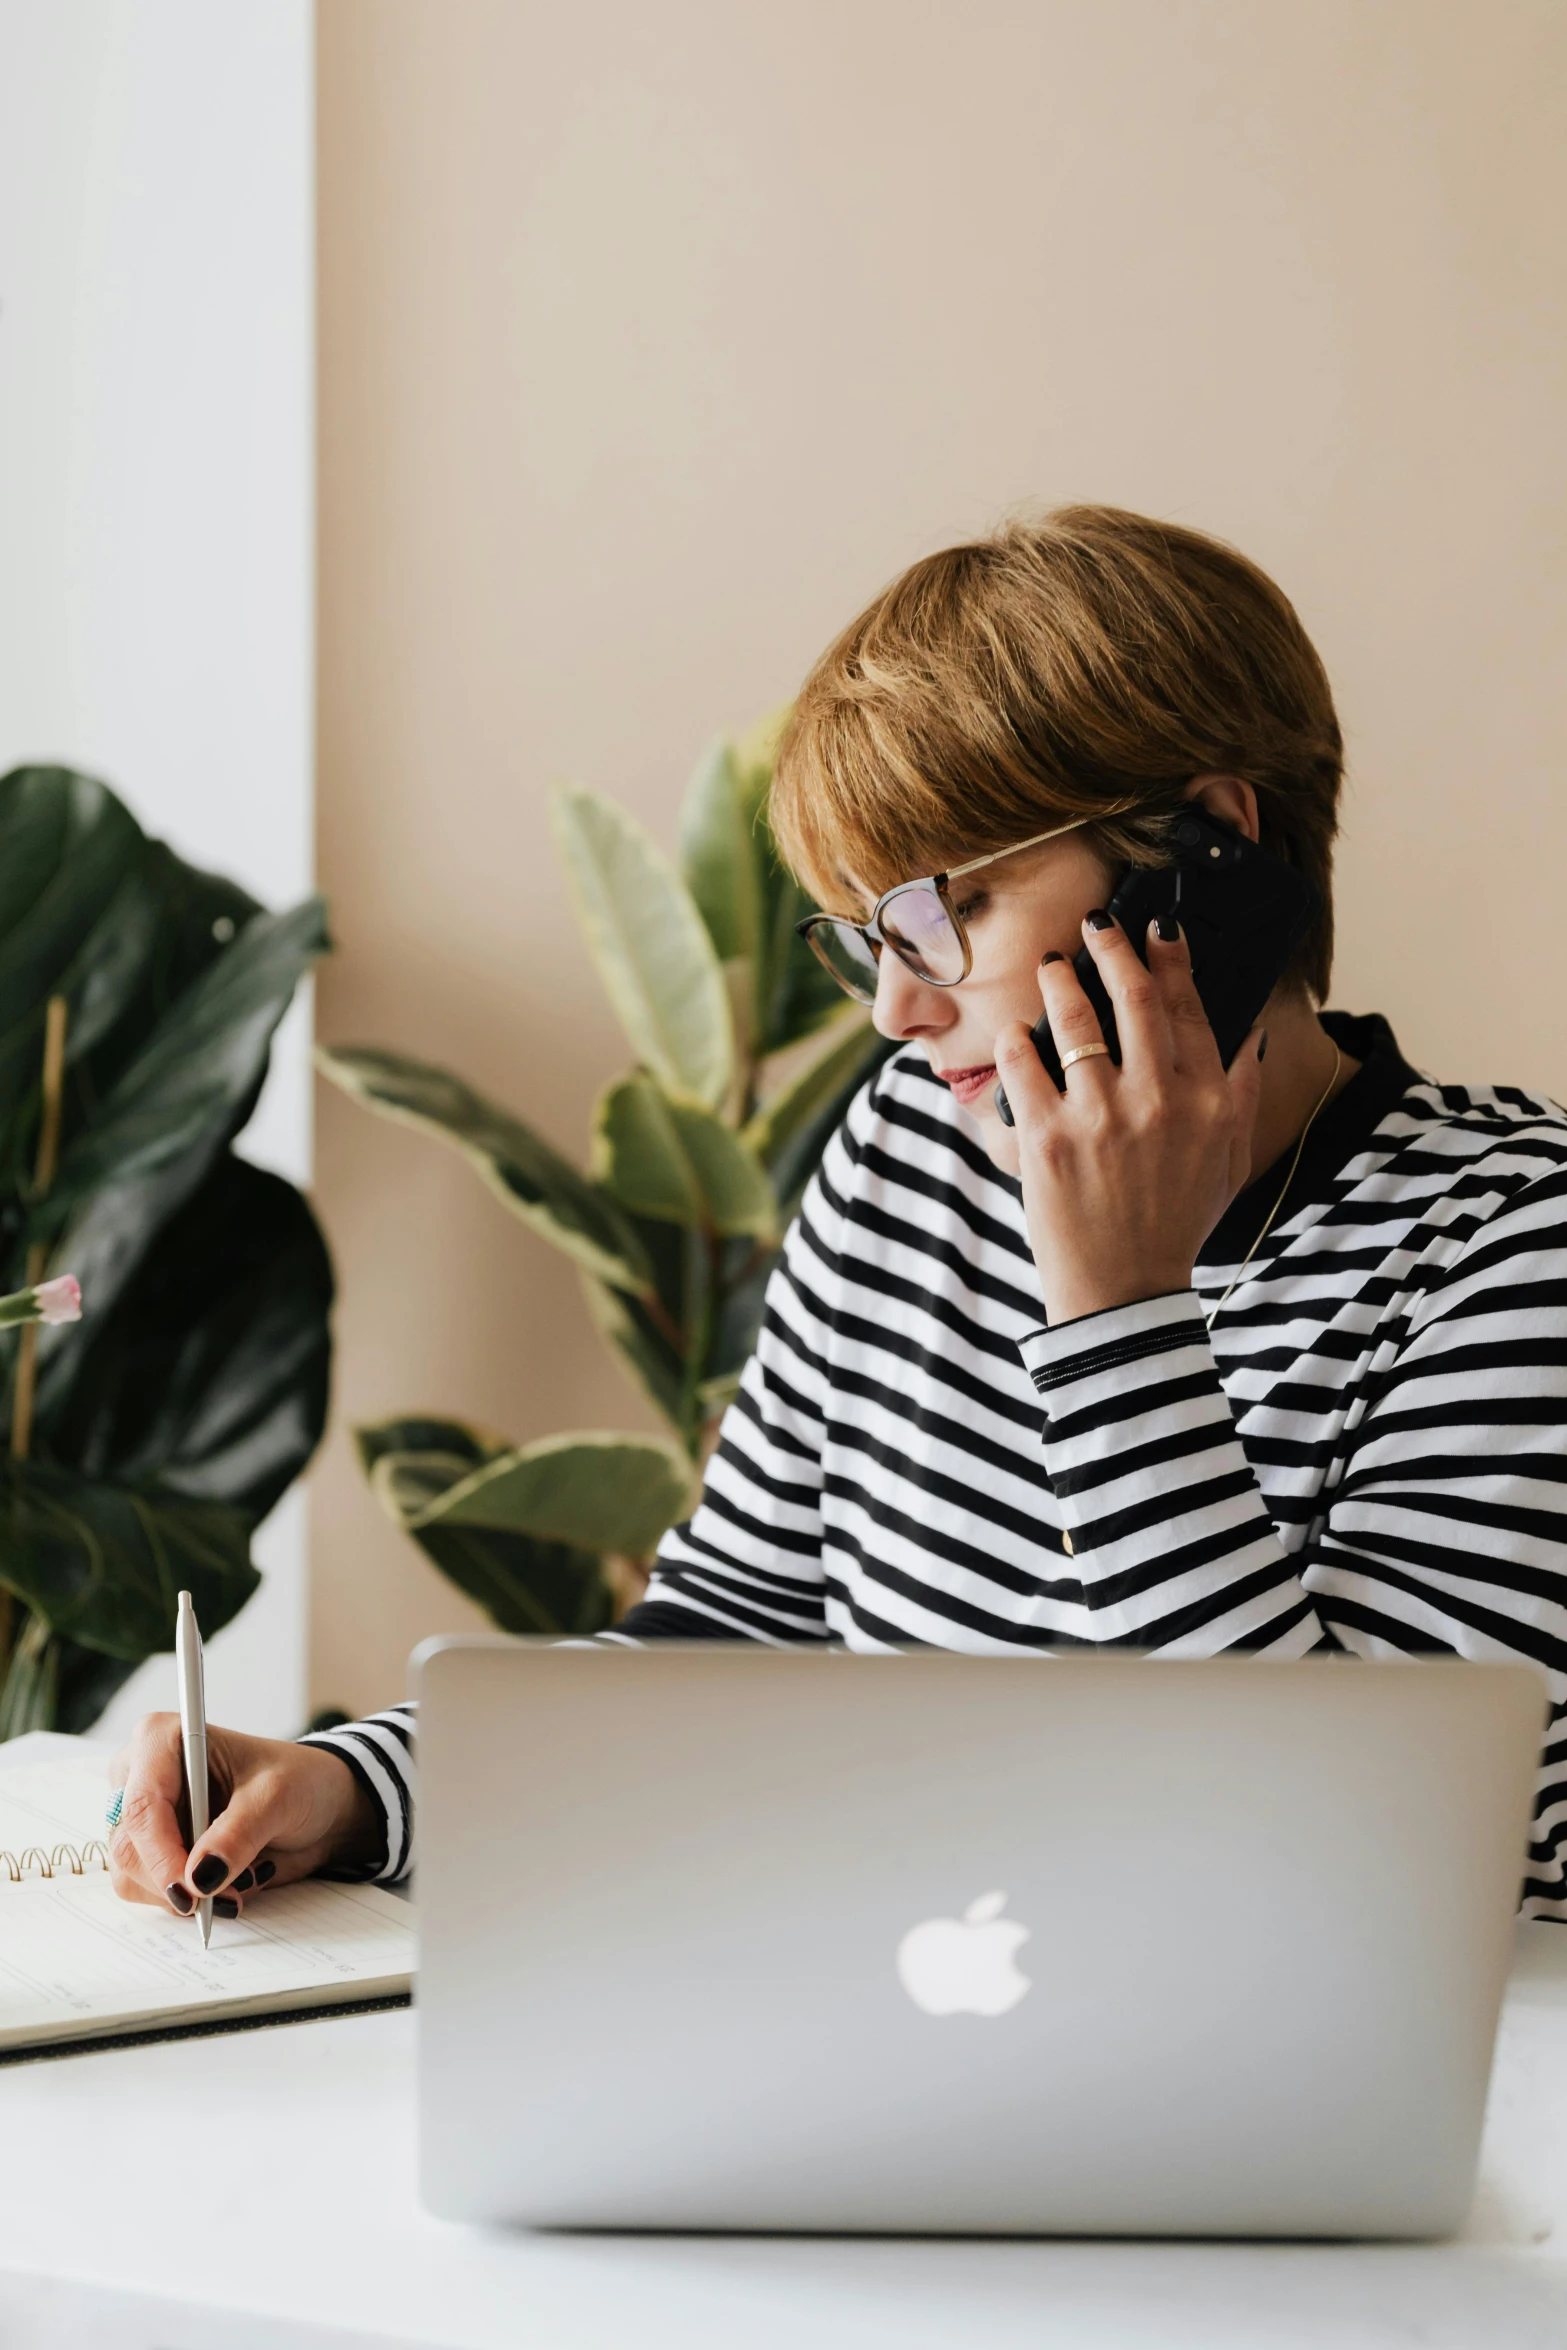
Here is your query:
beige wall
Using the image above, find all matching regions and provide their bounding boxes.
[313,0,1567,1715]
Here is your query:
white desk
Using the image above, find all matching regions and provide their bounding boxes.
[2,1929,1567,2350]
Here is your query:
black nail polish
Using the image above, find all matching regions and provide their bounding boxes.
[1086,908,1114,931]
[1154,911,1180,943]
[254,1860,276,1887]
[213,1896,240,1920]
[1258,1030,1269,1062]
[165,1882,194,1916]
[192,1854,229,1894]
[228,1867,256,1894]
[1040,950,1065,967]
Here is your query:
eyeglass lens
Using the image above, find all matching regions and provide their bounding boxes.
[805,921,881,1003]
[803,883,969,1004]
[878,885,967,985]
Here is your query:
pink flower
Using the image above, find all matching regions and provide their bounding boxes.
[33,1275,81,1326]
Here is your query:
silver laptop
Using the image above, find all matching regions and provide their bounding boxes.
[414,1640,1542,2237]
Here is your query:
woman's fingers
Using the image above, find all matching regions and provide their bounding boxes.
[994,1008,1063,1131]
[183,1767,298,1901]
[106,1712,196,1914]
[1073,912,1173,1080]
[1144,918,1224,1075]
[1032,946,1118,1090]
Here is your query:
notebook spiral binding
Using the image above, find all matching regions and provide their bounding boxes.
[1,1840,109,1884]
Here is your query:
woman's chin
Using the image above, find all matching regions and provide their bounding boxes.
[952,1089,1020,1176]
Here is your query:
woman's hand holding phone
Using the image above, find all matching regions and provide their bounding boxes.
[994,910,1265,1328]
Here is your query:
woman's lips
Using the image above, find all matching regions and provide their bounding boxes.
[935,1063,998,1109]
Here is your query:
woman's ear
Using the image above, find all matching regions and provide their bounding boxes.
[1183,773,1260,844]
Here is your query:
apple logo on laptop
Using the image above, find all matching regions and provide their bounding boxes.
[896,1890,1031,2017]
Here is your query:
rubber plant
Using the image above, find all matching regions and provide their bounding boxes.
[0,766,333,1737]
[319,711,888,1638]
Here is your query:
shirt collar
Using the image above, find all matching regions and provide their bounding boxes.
[1197,1011,1423,1269]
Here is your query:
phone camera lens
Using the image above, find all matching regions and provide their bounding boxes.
[1176,821,1202,847]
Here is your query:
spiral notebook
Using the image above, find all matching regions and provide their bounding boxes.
[0,1746,415,2061]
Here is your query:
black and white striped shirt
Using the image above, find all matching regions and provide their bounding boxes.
[306,1012,1567,1919]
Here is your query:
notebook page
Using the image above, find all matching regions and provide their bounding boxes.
[0,1761,416,2051]
[0,1751,120,1855]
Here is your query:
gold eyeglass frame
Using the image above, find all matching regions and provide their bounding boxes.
[795,815,1102,1005]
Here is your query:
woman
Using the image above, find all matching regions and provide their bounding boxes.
[105,506,1567,1920]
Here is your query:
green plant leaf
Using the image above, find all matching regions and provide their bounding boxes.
[743,1013,882,1168]
[38,898,329,1231]
[0,1613,57,1740]
[0,776,259,1199]
[0,1461,258,1663]
[355,1416,508,1482]
[0,1613,129,1740]
[317,1045,653,1296]
[679,737,763,968]
[756,863,850,1057]
[0,768,146,1154]
[552,785,732,1109]
[718,706,848,1059]
[361,1432,614,1638]
[418,1430,698,1557]
[769,1032,895,1225]
[580,1270,690,1441]
[414,1523,614,1638]
[592,1074,777,1239]
[32,1153,333,1524]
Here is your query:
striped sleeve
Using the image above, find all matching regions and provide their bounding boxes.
[1019,1289,1326,1655]
[298,1702,417,1884]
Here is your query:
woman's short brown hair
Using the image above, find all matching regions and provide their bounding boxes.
[770,505,1343,999]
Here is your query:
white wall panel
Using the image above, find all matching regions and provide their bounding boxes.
[0,0,315,1738]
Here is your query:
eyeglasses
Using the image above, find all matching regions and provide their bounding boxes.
[795,817,1100,1006]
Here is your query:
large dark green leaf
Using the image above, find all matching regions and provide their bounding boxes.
[0,1614,131,1739]
[0,1460,258,1662]
[318,1045,653,1295]
[34,1153,333,1522]
[10,897,328,1400]
[0,769,146,1152]
[0,772,259,1193]
[39,897,329,1228]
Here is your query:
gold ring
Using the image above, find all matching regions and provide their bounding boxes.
[1060,1042,1110,1071]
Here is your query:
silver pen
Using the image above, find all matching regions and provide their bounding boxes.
[175,1590,213,1949]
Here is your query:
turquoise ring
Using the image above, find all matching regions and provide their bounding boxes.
[105,1788,125,1831]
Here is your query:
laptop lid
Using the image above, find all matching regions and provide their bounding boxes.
[414,1642,1541,2237]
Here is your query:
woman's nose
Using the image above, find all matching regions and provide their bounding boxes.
[872,951,953,1042]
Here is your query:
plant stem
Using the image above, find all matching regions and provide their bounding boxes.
[679,1226,716,1455]
[10,994,69,1467]
[2,996,68,1686]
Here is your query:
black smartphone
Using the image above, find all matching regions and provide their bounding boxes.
[994,808,1317,1125]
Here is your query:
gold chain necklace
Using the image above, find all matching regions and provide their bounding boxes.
[1203,1043,1342,1332]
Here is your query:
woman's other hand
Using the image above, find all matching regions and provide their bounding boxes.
[995,910,1264,1327]
[105,1715,379,1917]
